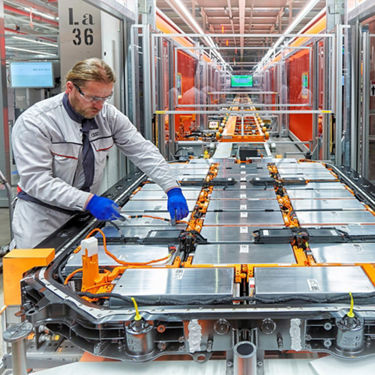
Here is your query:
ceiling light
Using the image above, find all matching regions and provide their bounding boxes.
[23,7,58,21]
[6,46,57,57]
[12,36,57,48]
[164,0,230,69]
[254,0,321,73]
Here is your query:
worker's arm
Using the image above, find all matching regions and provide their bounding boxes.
[109,107,188,220]
[109,107,179,192]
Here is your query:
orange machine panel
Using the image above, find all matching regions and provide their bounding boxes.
[175,50,197,139]
[3,248,55,305]
[288,49,313,142]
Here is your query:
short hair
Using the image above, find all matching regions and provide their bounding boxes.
[65,58,116,86]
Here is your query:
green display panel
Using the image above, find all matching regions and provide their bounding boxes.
[231,75,253,87]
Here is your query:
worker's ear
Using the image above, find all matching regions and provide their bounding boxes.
[66,81,74,94]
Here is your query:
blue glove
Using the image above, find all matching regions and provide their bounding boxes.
[167,187,189,221]
[86,195,121,221]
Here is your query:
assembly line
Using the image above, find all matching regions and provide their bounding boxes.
[2,1,375,375]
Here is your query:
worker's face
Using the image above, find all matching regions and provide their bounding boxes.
[66,80,114,119]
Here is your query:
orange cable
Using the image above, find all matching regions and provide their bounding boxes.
[64,268,83,285]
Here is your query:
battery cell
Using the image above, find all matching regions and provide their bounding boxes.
[255,266,375,301]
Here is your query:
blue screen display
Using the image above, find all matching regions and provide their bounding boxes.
[10,61,54,88]
[231,75,253,87]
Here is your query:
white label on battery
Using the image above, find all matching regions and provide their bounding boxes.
[240,194,247,199]
[241,171,246,175]
[174,269,184,280]
[240,184,246,189]
[240,177,246,182]
[263,229,269,236]
[241,212,248,218]
[307,279,320,291]
[240,244,249,253]
[240,204,247,210]
[240,227,248,233]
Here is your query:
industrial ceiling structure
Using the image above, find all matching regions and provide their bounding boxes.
[3,0,325,67]
[157,0,326,71]
[4,0,59,60]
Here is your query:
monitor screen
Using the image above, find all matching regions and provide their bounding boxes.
[231,75,253,88]
[10,61,54,88]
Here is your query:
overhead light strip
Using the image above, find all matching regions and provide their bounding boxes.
[12,36,57,48]
[255,0,321,73]
[23,7,58,21]
[165,0,231,70]
[6,46,57,57]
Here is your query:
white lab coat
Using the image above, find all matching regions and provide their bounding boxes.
[12,93,178,248]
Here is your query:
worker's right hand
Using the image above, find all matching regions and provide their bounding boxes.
[86,195,121,221]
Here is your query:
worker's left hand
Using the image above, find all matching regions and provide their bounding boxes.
[167,187,189,221]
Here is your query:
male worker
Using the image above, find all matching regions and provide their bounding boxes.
[12,58,188,248]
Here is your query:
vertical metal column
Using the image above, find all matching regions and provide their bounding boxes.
[157,37,166,156]
[142,24,152,141]
[335,24,344,166]
[361,27,370,178]
[312,42,319,159]
[130,25,141,131]
[3,321,33,375]
[350,21,360,170]
[0,0,10,208]
[168,42,176,159]
[277,62,282,137]
[322,36,332,160]
[233,341,257,375]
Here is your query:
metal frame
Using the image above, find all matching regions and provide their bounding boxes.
[335,24,345,166]
[150,32,335,119]
[360,26,370,178]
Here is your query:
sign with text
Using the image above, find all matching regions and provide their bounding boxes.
[58,0,102,82]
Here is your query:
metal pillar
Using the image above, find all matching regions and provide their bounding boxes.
[168,42,176,159]
[129,25,140,132]
[350,21,360,170]
[323,0,344,161]
[312,42,319,159]
[233,341,257,375]
[3,321,33,375]
[140,0,156,142]
[322,36,332,160]
[156,36,166,157]
[142,24,153,141]
[0,0,10,208]
[360,27,370,178]
[335,24,344,166]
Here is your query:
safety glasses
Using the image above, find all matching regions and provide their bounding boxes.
[73,83,113,103]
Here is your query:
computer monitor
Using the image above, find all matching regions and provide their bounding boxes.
[231,75,253,88]
[10,61,54,88]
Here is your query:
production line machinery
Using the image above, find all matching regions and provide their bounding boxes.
[4,154,375,374]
